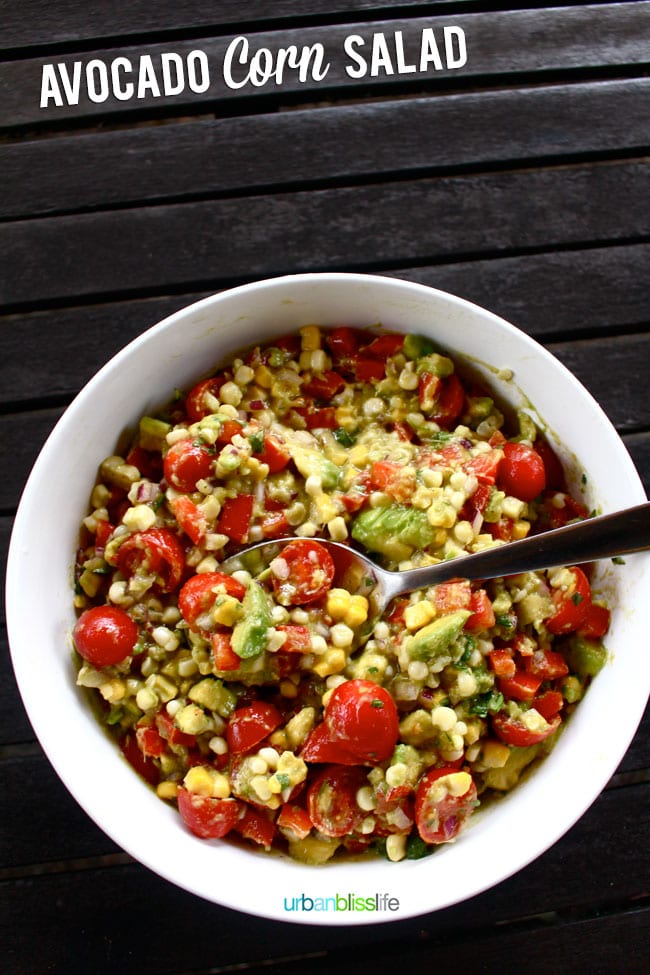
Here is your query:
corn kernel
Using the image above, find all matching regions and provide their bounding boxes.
[482,741,510,768]
[345,594,369,628]
[327,516,349,542]
[183,766,216,796]
[326,588,351,620]
[386,833,407,862]
[122,504,157,532]
[156,781,179,800]
[404,600,436,631]
[330,622,354,647]
[312,648,347,677]
[211,594,243,627]
[254,365,273,388]
[300,325,321,351]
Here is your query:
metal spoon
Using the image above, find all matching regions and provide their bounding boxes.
[222,502,650,617]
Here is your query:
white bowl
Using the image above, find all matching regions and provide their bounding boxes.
[6,272,649,925]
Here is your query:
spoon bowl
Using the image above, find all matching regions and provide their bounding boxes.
[223,502,650,625]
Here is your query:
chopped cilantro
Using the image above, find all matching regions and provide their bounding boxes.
[612,556,626,565]
[249,430,265,453]
[469,690,505,718]
[333,427,357,447]
[571,592,584,606]
[371,699,384,709]
[406,833,436,860]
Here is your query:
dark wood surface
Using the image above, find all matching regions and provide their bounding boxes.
[1,3,648,972]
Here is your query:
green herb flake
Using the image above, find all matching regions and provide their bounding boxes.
[371,699,384,709]
[406,833,436,860]
[571,592,584,606]
[333,427,357,447]
[469,690,505,718]
[612,556,626,565]
[249,430,265,453]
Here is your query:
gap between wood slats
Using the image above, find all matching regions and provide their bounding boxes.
[0,840,647,975]
[1,4,648,130]
[0,1,487,54]
[1,159,650,309]
[3,78,650,221]
[1,245,648,392]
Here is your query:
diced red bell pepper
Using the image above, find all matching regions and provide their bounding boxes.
[465,449,503,486]
[525,648,569,680]
[433,580,471,613]
[498,671,543,702]
[276,624,312,653]
[533,690,564,721]
[216,494,254,544]
[488,647,516,678]
[302,370,346,399]
[211,632,241,671]
[362,334,405,358]
[577,602,611,640]
[234,805,276,848]
[277,804,313,839]
[169,495,207,545]
[466,589,496,632]
[354,357,386,383]
[136,725,166,758]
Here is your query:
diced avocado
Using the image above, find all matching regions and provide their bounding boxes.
[482,745,540,791]
[565,635,608,678]
[188,677,237,716]
[287,834,340,864]
[403,333,435,360]
[406,610,471,662]
[466,396,494,421]
[483,488,505,523]
[289,444,341,490]
[351,504,435,559]
[231,581,271,660]
[516,410,538,442]
[415,352,455,378]
[139,415,172,451]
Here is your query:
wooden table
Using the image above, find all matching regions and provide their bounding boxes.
[1,3,648,971]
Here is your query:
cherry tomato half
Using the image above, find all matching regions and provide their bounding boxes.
[270,539,335,606]
[415,766,478,844]
[497,442,547,502]
[226,701,283,754]
[115,528,185,593]
[324,679,399,763]
[74,605,139,668]
[492,710,561,747]
[184,377,225,422]
[545,566,591,635]
[307,765,369,837]
[163,440,214,493]
[178,572,246,629]
[177,788,242,839]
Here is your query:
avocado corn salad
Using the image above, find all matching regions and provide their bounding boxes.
[73,325,610,863]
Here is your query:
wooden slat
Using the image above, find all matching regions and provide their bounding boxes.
[547,333,650,432]
[2,245,649,410]
[0,0,459,51]
[2,4,649,128]
[625,431,650,496]
[0,634,34,744]
[2,160,650,308]
[0,783,647,973]
[4,77,650,220]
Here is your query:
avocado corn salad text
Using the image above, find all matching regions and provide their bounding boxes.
[73,325,609,862]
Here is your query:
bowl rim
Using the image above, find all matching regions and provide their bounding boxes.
[5,271,649,925]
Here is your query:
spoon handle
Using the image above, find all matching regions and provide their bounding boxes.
[389,501,650,599]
